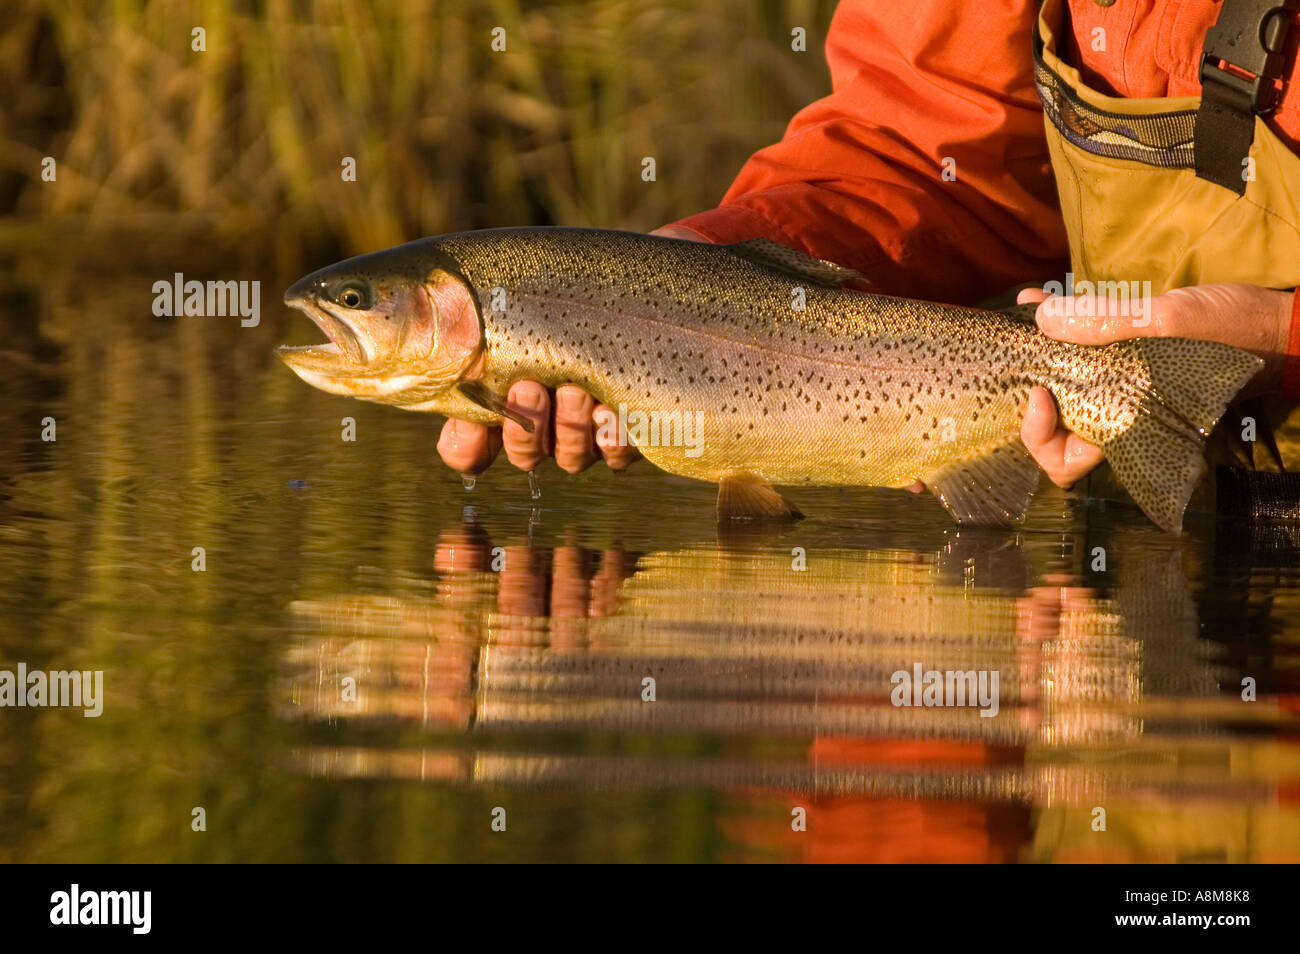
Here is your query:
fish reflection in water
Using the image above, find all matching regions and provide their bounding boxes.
[279,519,1300,863]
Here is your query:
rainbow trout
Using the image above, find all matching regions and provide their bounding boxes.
[278,228,1261,532]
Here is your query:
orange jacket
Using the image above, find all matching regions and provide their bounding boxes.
[669,2,1300,337]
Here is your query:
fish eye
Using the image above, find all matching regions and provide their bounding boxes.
[334,281,372,310]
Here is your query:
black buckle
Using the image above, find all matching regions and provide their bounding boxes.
[1200,0,1294,113]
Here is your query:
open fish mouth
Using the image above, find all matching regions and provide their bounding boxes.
[277,296,432,400]
[277,297,369,368]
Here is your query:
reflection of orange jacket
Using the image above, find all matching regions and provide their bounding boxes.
[723,739,1032,864]
[669,1,1300,389]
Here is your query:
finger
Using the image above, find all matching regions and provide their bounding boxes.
[1016,585,1062,642]
[432,523,491,574]
[906,480,925,493]
[1020,387,1105,488]
[1019,387,1060,453]
[590,549,633,620]
[502,381,554,471]
[1058,433,1107,486]
[593,404,642,471]
[554,385,600,474]
[437,418,502,475]
[550,545,592,620]
[497,545,548,617]
[1016,287,1050,305]
[1035,293,1158,345]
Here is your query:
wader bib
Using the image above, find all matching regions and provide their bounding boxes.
[1029,0,1300,861]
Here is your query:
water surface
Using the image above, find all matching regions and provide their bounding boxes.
[2,264,1298,863]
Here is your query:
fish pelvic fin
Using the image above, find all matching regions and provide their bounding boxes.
[927,438,1041,528]
[456,380,535,433]
[717,474,804,521]
[726,238,862,287]
[1072,338,1262,533]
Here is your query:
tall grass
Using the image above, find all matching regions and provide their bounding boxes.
[2,0,836,268]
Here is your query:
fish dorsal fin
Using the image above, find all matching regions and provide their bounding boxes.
[727,238,862,287]
[926,438,1041,527]
[717,474,804,521]
[457,380,535,433]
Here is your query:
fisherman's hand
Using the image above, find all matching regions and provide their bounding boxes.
[437,383,643,476]
[435,225,709,476]
[1017,283,1292,488]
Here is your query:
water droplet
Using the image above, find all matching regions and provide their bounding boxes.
[528,470,541,500]
[462,475,476,491]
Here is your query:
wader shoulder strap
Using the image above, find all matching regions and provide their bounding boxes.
[1195,0,1295,194]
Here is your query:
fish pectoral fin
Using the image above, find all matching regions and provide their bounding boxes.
[727,238,863,287]
[717,474,804,521]
[456,381,535,433]
[926,438,1041,527]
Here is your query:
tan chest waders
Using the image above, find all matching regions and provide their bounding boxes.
[1036,0,1300,509]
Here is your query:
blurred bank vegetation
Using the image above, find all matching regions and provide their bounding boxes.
[1,0,837,271]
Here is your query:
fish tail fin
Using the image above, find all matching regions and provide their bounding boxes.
[1071,338,1262,533]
